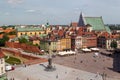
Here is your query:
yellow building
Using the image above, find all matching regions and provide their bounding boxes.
[57,37,71,51]
[17,27,45,37]
[33,40,40,45]
[46,27,52,34]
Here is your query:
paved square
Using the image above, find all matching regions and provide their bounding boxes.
[7,62,103,80]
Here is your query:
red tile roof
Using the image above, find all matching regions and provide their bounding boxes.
[58,29,64,37]
[0,49,4,58]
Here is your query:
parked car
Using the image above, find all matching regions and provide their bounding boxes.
[5,65,15,71]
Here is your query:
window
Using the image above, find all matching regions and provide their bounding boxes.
[25,33,27,35]
[20,33,23,35]
[1,67,3,73]
[1,58,3,64]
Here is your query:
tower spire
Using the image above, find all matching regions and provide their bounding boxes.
[78,12,85,27]
[46,20,50,27]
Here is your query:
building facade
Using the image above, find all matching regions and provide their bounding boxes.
[97,36,106,48]
[75,36,82,49]
[106,38,120,50]
[17,27,45,37]
[59,38,71,51]
[82,36,97,48]
[0,49,6,79]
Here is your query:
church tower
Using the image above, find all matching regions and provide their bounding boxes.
[78,12,85,27]
[45,21,51,34]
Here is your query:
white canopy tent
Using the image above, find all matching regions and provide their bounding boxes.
[58,51,76,56]
[90,48,99,51]
[82,48,91,52]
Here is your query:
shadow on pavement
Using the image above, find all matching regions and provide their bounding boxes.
[100,52,113,58]
[39,64,47,68]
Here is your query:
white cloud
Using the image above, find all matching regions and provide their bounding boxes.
[26,9,36,13]
[7,0,23,5]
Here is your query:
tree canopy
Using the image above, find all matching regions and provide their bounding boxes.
[110,40,117,49]
[18,37,28,43]
[0,34,9,46]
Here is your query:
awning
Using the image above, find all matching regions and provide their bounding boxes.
[82,48,91,52]
[90,48,99,51]
[58,51,76,56]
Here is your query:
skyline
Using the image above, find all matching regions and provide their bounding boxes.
[0,0,120,25]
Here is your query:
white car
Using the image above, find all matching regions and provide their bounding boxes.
[5,65,15,71]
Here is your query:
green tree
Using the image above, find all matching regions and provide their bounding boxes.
[1,25,8,30]
[3,34,9,41]
[18,37,28,43]
[0,39,5,46]
[0,34,9,46]
[110,40,117,49]
[8,31,17,35]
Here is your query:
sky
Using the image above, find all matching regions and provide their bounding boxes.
[0,0,120,25]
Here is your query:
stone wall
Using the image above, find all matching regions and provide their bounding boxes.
[2,48,40,60]
[5,42,42,54]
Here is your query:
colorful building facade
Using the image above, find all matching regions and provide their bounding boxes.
[17,27,45,37]
[0,49,6,79]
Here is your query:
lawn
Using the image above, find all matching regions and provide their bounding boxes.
[5,56,21,65]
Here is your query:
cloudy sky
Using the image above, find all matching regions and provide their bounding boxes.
[0,0,120,25]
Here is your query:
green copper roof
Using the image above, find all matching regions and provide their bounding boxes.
[105,25,111,34]
[84,17,106,31]
[17,27,43,32]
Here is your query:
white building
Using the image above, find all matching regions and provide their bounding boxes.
[0,50,6,78]
[106,38,120,50]
[75,36,82,49]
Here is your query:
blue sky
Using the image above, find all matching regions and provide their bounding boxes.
[0,0,120,25]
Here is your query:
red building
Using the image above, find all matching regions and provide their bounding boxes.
[82,32,97,48]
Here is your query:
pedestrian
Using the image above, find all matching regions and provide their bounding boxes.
[65,71,67,74]
[25,64,26,67]
[80,60,83,63]
[10,78,12,80]
[56,74,58,78]
[27,78,29,80]
[76,77,79,80]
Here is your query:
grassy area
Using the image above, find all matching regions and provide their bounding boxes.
[5,56,21,65]
[3,51,28,63]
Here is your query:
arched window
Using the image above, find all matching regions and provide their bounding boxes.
[20,33,23,35]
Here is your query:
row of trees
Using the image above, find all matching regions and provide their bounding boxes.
[107,24,120,30]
